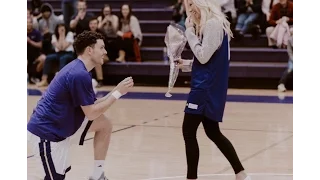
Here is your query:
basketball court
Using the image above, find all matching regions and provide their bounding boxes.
[27,85,293,180]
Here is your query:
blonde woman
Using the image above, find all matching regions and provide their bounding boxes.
[177,0,250,180]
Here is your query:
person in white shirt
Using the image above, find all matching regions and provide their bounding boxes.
[37,23,75,87]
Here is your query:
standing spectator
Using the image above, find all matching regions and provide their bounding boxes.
[278,31,293,92]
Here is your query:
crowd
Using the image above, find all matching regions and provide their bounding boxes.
[172,0,293,48]
[28,0,292,91]
[28,0,142,87]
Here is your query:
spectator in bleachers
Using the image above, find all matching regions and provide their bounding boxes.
[62,0,78,29]
[97,4,120,62]
[259,0,292,33]
[278,31,292,92]
[31,0,43,19]
[217,0,237,28]
[89,18,108,87]
[235,0,262,38]
[37,24,75,87]
[27,17,43,84]
[171,0,187,28]
[37,3,62,62]
[266,0,293,48]
[116,4,142,62]
[70,0,94,36]
[262,0,279,21]
[27,8,39,30]
[38,3,63,34]
[260,0,280,33]
[98,4,119,36]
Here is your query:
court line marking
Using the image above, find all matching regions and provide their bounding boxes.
[112,124,293,134]
[28,89,293,104]
[215,135,293,174]
[27,112,177,158]
[140,173,293,180]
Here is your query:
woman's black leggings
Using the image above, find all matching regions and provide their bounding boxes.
[182,113,244,179]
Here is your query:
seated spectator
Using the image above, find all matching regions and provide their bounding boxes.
[61,0,78,29]
[70,0,94,36]
[278,31,293,92]
[262,0,279,21]
[259,0,280,33]
[27,8,39,30]
[31,0,43,19]
[262,0,293,20]
[38,3,62,34]
[97,4,120,61]
[36,29,55,71]
[89,18,109,87]
[171,0,186,28]
[27,17,44,84]
[116,4,142,62]
[37,24,75,87]
[235,0,262,38]
[217,0,237,28]
[266,0,293,48]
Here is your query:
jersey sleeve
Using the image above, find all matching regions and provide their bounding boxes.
[68,71,96,106]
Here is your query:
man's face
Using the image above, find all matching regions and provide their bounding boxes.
[27,9,31,18]
[78,2,87,12]
[27,18,33,31]
[90,39,107,65]
[89,19,98,32]
[42,11,51,19]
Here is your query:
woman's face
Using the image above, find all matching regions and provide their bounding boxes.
[187,0,201,21]
[121,5,130,18]
[58,26,66,34]
[103,6,111,16]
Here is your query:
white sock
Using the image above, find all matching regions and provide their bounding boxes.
[92,160,104,179]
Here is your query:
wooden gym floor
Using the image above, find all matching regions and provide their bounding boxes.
[27,85,293,180]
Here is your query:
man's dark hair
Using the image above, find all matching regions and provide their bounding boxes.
[73,31,105,55]
[89,16,98,23]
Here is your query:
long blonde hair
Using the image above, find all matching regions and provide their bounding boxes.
[184,0,233,40]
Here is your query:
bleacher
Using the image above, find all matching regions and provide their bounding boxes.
[28,0,291,89]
